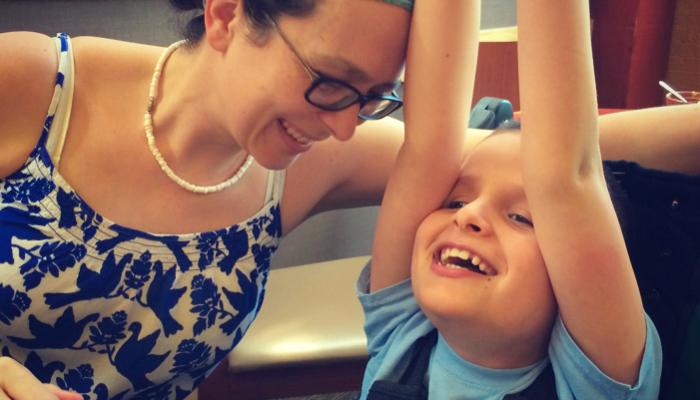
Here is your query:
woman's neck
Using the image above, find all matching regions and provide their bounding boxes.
[147,43,250,186]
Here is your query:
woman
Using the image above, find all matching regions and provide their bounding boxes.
[0,0,415,398]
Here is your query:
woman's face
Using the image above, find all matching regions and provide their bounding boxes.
[214,0,411,170]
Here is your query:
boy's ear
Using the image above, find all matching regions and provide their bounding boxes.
[204,0,243,51]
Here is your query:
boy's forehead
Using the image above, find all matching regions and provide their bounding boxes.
[454,133,524,194]
[452,168,527,205]
[462,131,521,169]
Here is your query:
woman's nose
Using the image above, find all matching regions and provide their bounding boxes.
[318,105,362,142]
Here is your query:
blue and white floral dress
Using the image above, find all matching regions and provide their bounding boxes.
[0,34,283,400]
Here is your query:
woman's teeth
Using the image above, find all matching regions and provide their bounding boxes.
[282,120,311,145]
[438,247,496,276]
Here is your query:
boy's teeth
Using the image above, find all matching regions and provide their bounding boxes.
[438,247,496,276]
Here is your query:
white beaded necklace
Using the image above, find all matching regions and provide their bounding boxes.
[144,40,254,194]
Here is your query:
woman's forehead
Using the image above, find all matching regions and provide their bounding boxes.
[306,0,411,30]
[291,2,410,83]
[298,1,410,49]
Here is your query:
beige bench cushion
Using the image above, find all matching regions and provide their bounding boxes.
[228,256,370,371]
[478,25,518,42]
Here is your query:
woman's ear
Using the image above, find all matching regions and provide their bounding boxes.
[204,0,243,51]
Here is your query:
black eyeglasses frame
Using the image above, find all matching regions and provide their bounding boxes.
[269,18,404,121]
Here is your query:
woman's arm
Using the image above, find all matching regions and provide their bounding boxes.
[0,31,57,179]
[600,103,700,174]
[518,0,646,384]
[369,0,480,291]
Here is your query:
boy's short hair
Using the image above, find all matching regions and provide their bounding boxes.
[496,119,521,131]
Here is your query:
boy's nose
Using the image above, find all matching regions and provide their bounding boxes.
[466,223,482,233]
[453,205,491,235]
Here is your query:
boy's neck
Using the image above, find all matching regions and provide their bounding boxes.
[434,319,551,370]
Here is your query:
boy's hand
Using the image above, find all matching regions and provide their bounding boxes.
[0,357,83,400]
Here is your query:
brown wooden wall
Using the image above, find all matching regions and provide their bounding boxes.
[666,0,700,93]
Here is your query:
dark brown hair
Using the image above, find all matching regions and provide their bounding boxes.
[169,0,317,43]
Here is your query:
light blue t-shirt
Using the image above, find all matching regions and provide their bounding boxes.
[356,264,662,399]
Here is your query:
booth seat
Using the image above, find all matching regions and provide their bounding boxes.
[228,256,370,372]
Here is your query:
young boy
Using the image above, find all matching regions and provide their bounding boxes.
[358,1,664,398]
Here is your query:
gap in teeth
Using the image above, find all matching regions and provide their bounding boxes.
[439,247,492,275]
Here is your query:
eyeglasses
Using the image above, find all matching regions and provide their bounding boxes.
[270,19,403,121]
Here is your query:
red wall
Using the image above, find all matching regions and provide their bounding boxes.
[591,0,677,108]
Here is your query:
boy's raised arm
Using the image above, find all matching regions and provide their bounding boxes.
[518,1,647,384]
[369,1,480,292]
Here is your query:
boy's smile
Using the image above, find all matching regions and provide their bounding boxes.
[433,245,497,276]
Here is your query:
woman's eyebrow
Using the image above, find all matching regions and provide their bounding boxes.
[313,54,371,82]
[312,55,402,91]
[370,82,401,94]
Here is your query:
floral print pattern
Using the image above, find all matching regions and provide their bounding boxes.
[0,34,283,399]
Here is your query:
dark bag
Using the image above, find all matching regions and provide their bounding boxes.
[367,330,437,400]
[605,160,700,400]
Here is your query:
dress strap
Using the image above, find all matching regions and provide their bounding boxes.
[264,169,286,204]
[44,33,75,169]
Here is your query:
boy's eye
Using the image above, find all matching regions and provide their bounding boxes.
[508,213,533,227]
[445,200,466,209]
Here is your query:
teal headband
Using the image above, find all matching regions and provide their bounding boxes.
[202,0,412,13]
[202,0,413,11]
[381,0,414,11]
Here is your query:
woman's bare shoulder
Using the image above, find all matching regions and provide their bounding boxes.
[0,32,58,178]
[70,35,161,70]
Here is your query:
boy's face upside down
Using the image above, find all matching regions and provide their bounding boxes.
[411,132,558,368]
